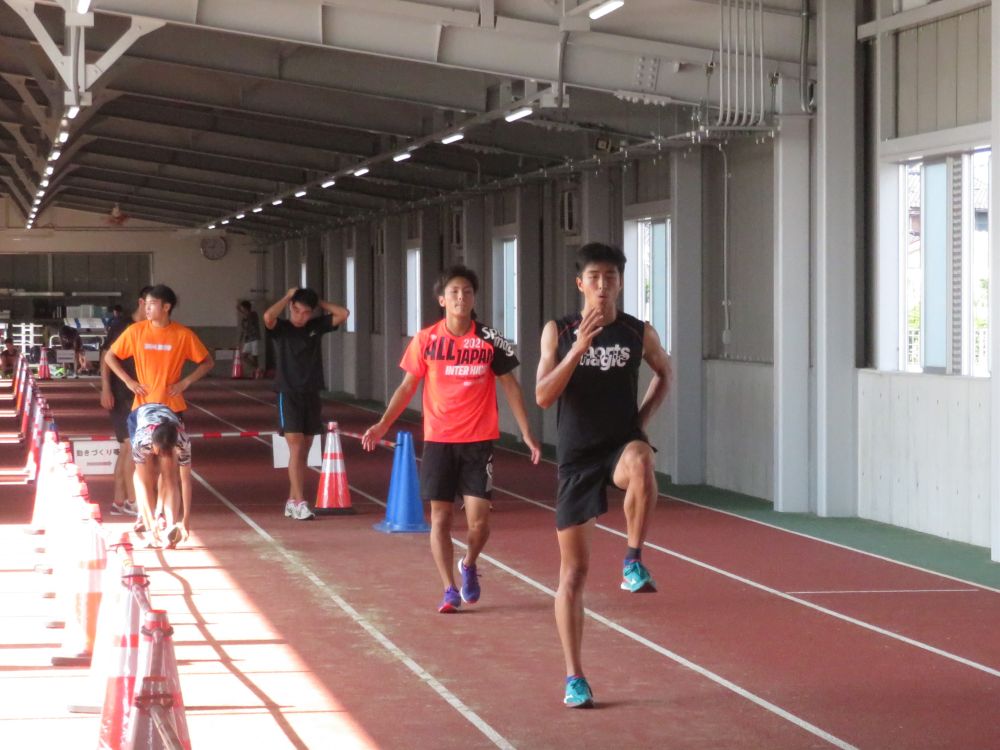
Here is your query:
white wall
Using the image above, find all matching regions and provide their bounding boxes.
[0,206,256,328]
[705,360,774,500]
[858,370,990,546]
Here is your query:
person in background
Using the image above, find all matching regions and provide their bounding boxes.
[105,284,214,547]
[0,336,18,377]
[263,287,349,520]
[58,324,90,376]
[99,287,151,517]
[236,300,263,378]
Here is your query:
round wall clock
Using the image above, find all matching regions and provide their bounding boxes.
[200,236,228,260]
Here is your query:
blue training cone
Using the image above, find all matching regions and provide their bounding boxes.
[373,431,429,533]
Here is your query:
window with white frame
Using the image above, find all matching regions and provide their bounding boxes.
[899,150,990,375]
[344,255,356,333]
[405,246,421,336]
[493,237,518,343]
[623,217,671,351]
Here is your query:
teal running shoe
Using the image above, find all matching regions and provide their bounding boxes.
[563,676,594,708]
[621,559,657,592]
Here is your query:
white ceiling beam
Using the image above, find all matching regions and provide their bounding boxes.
[33,0,807,106]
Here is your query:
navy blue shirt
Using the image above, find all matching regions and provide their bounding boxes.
[269,314,338,392]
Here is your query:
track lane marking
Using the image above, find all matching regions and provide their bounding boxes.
[788,588,979,595]
[187,395,857,748]
[195,389,1000,680]
[189,470,516,750]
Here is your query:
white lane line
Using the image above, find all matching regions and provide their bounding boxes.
[788,589,979,595]
[187,397,857,748]
[197,390,1000,680]
[257,385,1000,598]
[496,485,1000,680]
[190,469,515,750]
[664,496,1000,596]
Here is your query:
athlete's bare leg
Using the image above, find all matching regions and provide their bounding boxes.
[555,520,593,677]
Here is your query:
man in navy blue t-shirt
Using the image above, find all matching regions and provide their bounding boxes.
[263,287,350,520]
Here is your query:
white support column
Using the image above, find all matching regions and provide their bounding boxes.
[322,230,346,393]
[670,149,704,484]
[516,183,544,439]
[353,223,374,400]
[581,168,611,244]
[773,83,811,512]
[814,0,858,517]
[989,2,1000,562]
[462,196,487,276]
[383,217,403,404]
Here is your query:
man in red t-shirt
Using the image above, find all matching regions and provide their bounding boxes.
[363,265,540,613]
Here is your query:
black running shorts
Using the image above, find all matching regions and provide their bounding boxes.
[556,435,652,530]
[109,383,132,442]
[420,440,494,502]
[277,391,323,436]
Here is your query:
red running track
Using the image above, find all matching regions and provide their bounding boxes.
[21,379,1000,748]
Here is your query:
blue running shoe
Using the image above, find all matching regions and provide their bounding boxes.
[621,559,657,592]
[438,586,461,613]
[457,559,480,604]
[564,676,594,708]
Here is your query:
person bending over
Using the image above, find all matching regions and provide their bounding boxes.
[130,403,191,549]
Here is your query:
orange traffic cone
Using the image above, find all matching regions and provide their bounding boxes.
[93,564,150,748]
[37,346,51,380]
[68,548,136,715]
[315,421,354,515]
[231,348,243,379]
[51,503,107,666]
[27,431,67,535]
[126,610,192,750]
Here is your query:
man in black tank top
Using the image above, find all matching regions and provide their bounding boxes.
[536,242,672,708]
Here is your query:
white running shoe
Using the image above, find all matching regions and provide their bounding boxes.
[110,499,138,516]
[284,499,298,518]
[292,500,315,521]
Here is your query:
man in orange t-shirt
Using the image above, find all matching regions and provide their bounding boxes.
[363,265,540,613]
[106,284,214,545]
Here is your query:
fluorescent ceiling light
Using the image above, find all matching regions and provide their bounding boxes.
[393,152,412,162]
[76,0,91,12]
[58,131,69,143]
[235,213,246,220]
[505,107,533,123]
[321,179,336,188]
[221,219,230,225]
[353,167,370,177]
[589,0,624,20]
[208,224,216,229]
[67,106,80,119]
[440,132,464,145]
[252,207,263,213]
[36,190,44,197]
[45,166,54,175]
[50,150,61,161]
[40,179,49,187]
[271,198,283,206]
[294,189,307,197]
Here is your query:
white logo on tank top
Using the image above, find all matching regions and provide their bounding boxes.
[579,344,631,371]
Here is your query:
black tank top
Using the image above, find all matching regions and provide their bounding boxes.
[554,311,644,468]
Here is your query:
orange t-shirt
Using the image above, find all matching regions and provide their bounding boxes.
[109,320,210,413]
[400,319,519,443]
